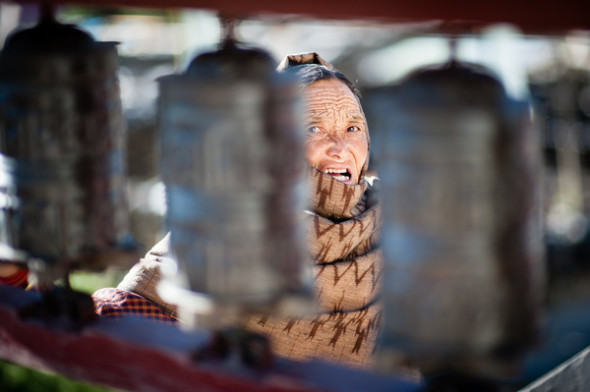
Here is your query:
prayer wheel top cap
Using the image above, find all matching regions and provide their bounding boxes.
[185,40,277,81]
[397,61,507,108]
[0,19,118,81]
[2,19,104,55]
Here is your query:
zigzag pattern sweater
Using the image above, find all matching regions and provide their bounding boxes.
[243,168,382,368]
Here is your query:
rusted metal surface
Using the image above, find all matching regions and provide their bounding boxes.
[365,62,544,379]
[0,20,134,279]
[0,284,423,392]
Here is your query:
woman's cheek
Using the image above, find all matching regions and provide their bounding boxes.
[349,137,369,167]
[349,136,369,154]
[305,138,322,164]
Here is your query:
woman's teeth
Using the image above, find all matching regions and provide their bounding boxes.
[331,175,348,182]
[324,168,350,182]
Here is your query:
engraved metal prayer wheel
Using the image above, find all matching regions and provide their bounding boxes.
[365,61,544,377]
[0,17,131,279]
[158,37,308,314]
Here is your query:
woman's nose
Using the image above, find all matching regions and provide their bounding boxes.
[326,136,348,160]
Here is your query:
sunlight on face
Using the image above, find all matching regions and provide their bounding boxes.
[303,78,369,185]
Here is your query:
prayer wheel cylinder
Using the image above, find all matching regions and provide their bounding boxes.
[158,41,308,312]
[0,20,131,278]
[364,62,544,377]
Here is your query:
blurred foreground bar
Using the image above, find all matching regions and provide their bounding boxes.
[521,346,590,392]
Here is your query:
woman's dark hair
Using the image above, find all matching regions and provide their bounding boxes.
[281,64,361,99]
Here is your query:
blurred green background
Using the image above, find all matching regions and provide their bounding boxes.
[0,360,113,392]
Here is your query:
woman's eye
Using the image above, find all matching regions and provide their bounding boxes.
[347,126,359,132]
[307,126,320,133]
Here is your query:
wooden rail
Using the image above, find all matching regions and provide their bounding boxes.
[36,0,590,32]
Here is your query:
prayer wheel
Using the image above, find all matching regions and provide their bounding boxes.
[158,38,308,314]
[0,18,131,280]
[364,61,544,377]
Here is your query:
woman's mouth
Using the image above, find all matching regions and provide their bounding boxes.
[324,168,351,183]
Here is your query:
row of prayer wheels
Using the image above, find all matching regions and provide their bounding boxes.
[0,12,543,380]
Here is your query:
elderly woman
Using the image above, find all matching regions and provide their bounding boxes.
[242,53,382,368]
[93,53,382,369]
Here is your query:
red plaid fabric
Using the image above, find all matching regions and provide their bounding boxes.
[92,287,178,325]
[0,267,28,289]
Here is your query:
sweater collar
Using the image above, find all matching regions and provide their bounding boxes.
[307,166,367,220]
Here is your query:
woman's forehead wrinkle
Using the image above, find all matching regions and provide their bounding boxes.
[305,100,366,122]
[303,80,367,131]
[350,114,366,123]
[306,109,355,127]
[306,93,359,108]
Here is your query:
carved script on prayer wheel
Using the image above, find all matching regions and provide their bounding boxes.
[0,20,131,276]
[158,41,308,310]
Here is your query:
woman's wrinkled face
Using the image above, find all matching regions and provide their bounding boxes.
[303,78,369,185]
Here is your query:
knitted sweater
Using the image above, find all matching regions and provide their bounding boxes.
[242,168,382,368]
